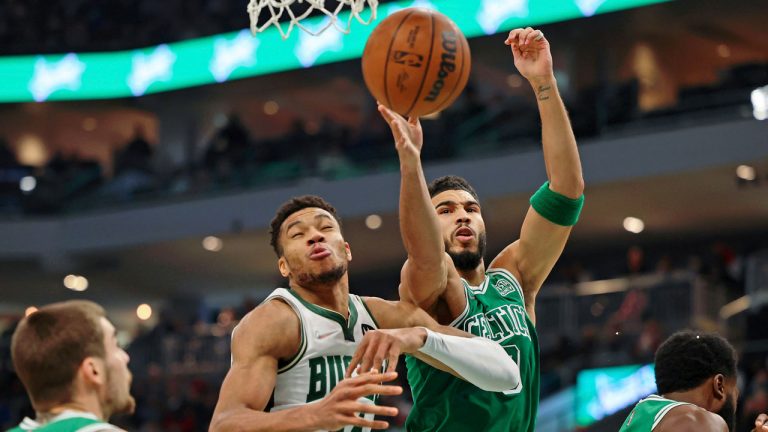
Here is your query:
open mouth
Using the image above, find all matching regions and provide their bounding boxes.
[454,226,474,243]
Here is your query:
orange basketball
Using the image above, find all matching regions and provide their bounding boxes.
[361,8,471,117]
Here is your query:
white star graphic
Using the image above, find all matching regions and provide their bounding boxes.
[28,53,86,102]
[210,30,259,83]
[477,0,529,35]
[575,0,608,17]
[295,18,344,68]
[127,44,177,96]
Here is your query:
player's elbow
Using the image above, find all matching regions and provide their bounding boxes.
[209,411,243,432]
[473,343,522,392]
[549,174,584,199]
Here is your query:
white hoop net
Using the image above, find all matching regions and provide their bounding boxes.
[248,0,379,39]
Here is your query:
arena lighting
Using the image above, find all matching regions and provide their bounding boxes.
[263,101,279,115]
[63,274,89,291]
[19,176,36,193]
[25,306,38,317]
[365,214,382,230]
[736,164,757,181]
[622,217,645,234]
[0,0,671,103]
[752,85,768,120]
[203,236,224,252]
[136,304,153,320]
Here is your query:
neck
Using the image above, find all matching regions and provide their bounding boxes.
[289,276,350,318]
[37,398,104,422]
[458,262,486,286]
[662,388,712,410]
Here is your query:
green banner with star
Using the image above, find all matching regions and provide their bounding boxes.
[0,0,670,103]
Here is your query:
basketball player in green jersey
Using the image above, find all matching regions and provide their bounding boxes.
[7,301,134,432]
[210,195,521,432]
[620,331,768,432]
[378,27,584,431]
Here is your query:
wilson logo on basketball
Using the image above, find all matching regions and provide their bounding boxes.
[392,51,423,67]
[424,30,458,102]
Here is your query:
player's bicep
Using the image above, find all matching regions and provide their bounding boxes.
[215,353,278,414]
[400,258,447,309]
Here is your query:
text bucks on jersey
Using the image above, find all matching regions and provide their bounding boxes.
[262,288,379,432]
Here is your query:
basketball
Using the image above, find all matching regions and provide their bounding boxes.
[361,8,471,117]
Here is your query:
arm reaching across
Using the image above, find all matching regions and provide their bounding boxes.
[210,300,401,432]
[346,298,521,393]
[379,104,467,323]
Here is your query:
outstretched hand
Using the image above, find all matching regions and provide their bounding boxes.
[504,27,553,82]
[378,103,423,164]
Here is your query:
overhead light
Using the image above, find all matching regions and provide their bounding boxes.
[19,176,36,193]
[82,117,97,131]
[203,236,223,252]
[752,85,768,121]
[17,134,48,167]
[623,217,645,234]
[264,101,279,115]
[507,74,523,88]
[136,304,153,320]
[736,164,756,181]
[64,274,88,291]
[25,306,38,317]
[365,214,382,230]
[716,44,730,58]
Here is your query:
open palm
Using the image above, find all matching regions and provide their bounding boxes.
[378,103,423,159]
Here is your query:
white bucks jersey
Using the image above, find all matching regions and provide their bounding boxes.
[265,288,380,432]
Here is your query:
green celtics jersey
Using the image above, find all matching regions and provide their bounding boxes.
[405,268,539,432]
[619,395,693,431]
[263,288,380,432]
[6,410,122,432]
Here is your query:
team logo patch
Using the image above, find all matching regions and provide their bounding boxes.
[494,279,515,297]
[361,324,375,335]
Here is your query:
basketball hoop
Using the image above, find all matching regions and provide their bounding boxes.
[248,0,378,39]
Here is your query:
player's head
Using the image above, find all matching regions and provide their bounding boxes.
[270,195,351,289]
[11,300,135,420]
[428,176,487,271]
[654,330,738,431]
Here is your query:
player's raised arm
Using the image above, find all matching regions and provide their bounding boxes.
[210,301,400,432]
[490,28,585,323]
[347,297,521,393]
[379,105,452,312]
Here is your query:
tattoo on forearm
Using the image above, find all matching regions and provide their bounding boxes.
[537,85,551,101]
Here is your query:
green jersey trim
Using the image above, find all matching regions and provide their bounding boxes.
[268,297,308,374]
[358,296,381,329]
[448,284,471,327]
[286,289,359,342]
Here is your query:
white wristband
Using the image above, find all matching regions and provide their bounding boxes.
[417,328,521,392]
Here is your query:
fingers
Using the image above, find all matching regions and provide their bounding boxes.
[346,338,367,378]
[377,103,397,124]
[505,27,544,46]
[386,349,399,373]
[347,382,403,400]
[347,401,399,417]
[337,414,390,430]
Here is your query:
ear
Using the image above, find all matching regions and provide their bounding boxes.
[278,256,290,278]
[712,374,727,401]
[345,242,352,261]
[80,357,106,387]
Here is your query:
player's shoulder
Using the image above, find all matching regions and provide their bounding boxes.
[655,403,728,432]
[232,296,301,357]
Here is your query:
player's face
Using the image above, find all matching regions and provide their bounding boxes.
[99,318,135,418]
[432,190,487,265]
[278,208,351,288]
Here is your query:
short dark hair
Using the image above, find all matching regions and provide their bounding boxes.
[654,330,737,394]
[428,175,480,201]
[11,300,107,406]
[269,195,343,257]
